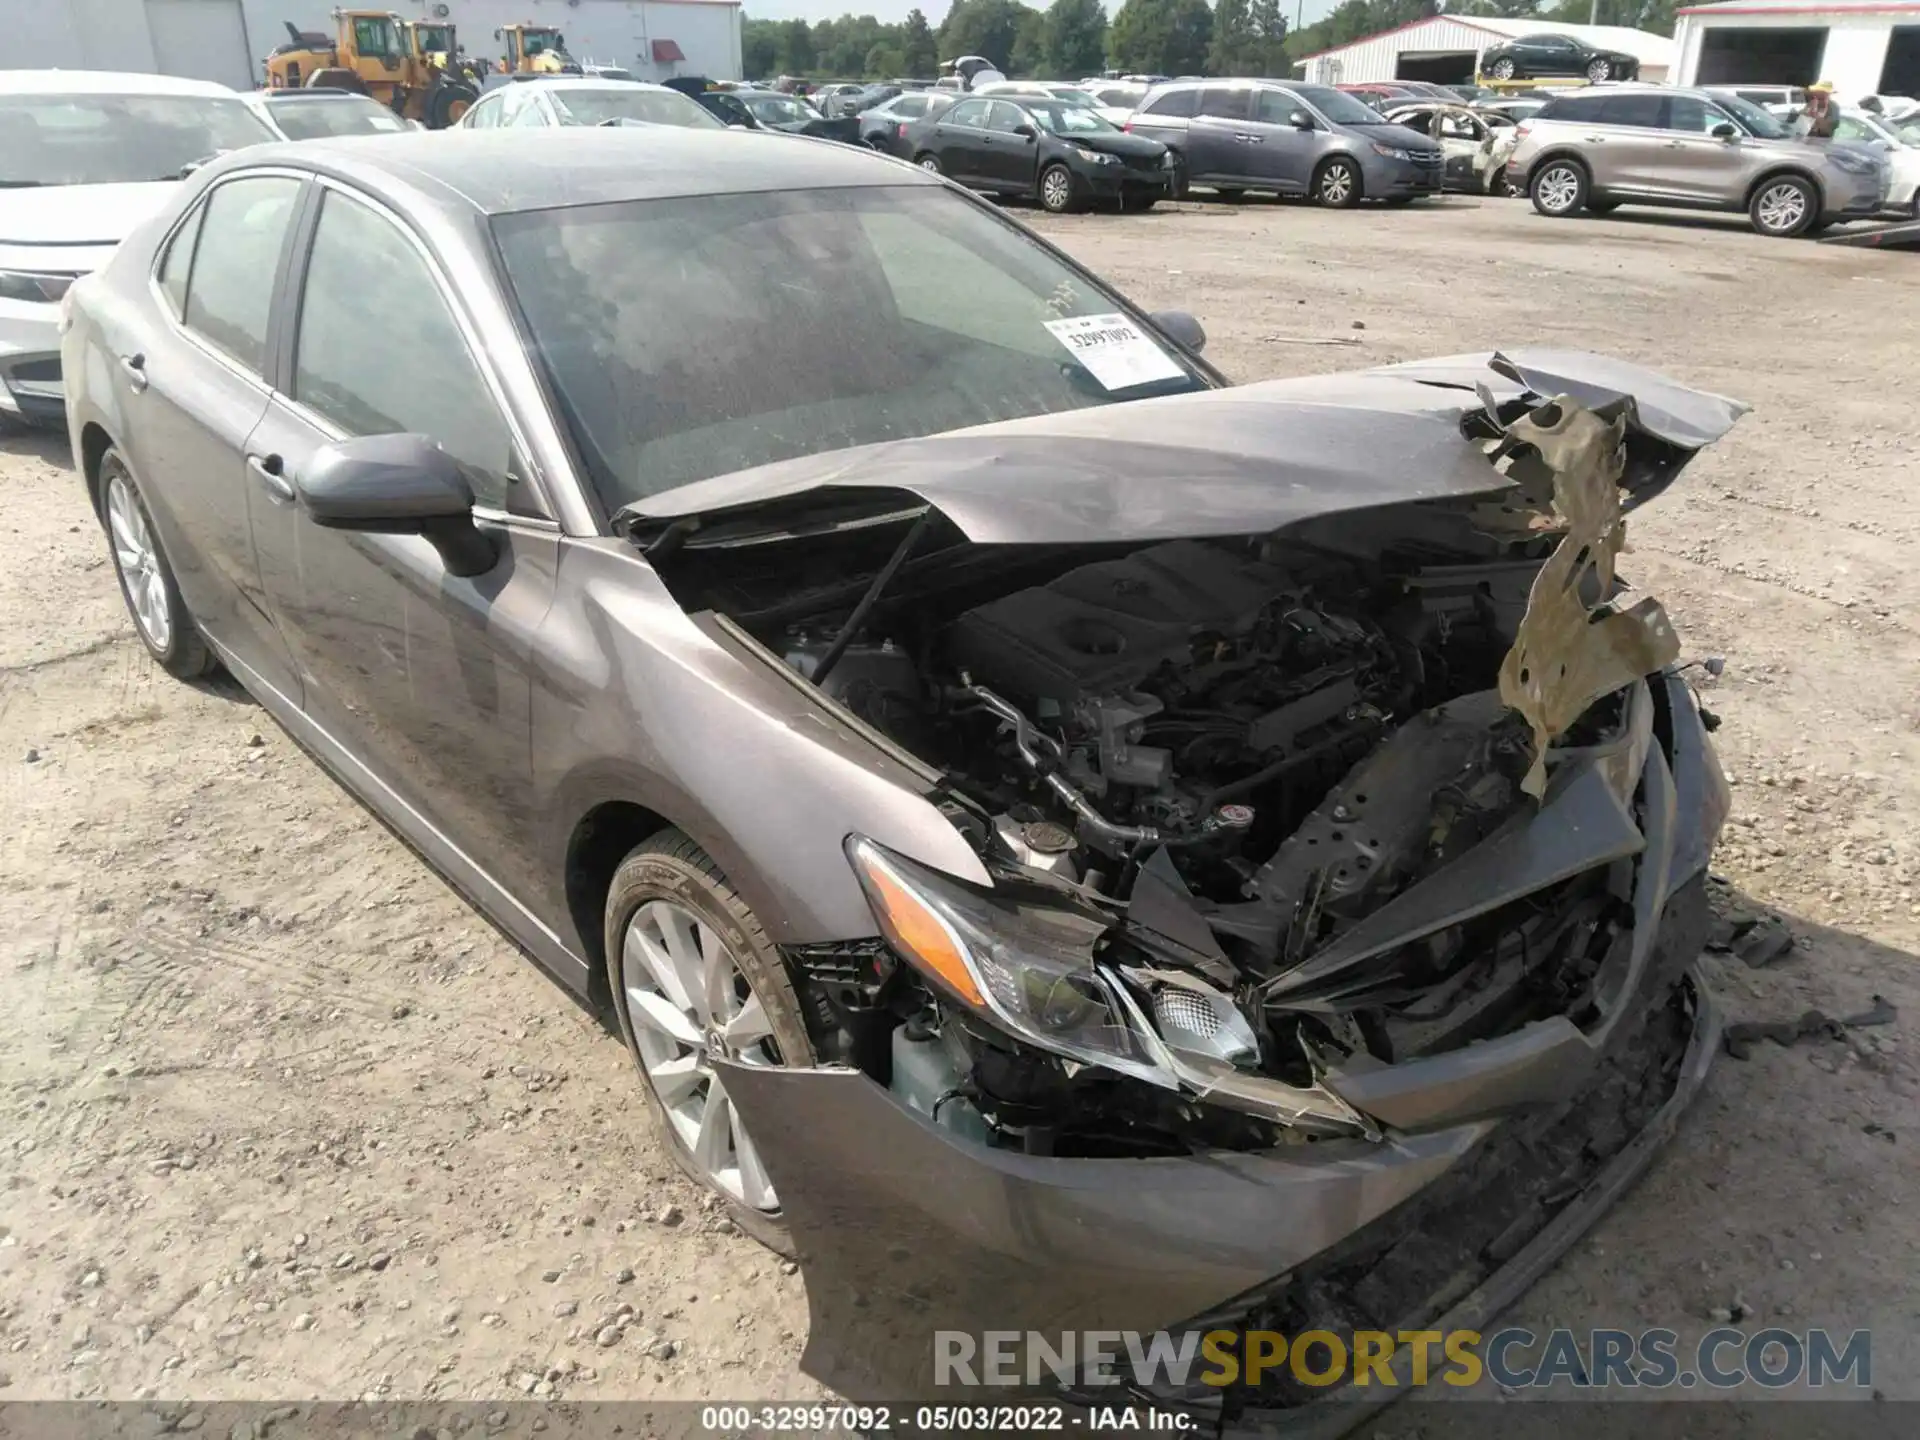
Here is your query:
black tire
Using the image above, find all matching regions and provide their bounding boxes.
[1486,167,1516,197]
[1749,173,1819,237]
[1312,156,1362,208]
[425,79,478,129]
[1489,58,1517,80]
[603,830,816,1256]
[914,151,941,174]
[1587,58,1613,82]
[1529,157,1589,217]
[1038,162,1077,213]
[305,66,365,93]
[96,448,216,681]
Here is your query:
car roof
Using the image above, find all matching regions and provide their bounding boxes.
[214,128,941,215]
[247,89,379,104]
[0,69,238,97]
[506,77,682,95]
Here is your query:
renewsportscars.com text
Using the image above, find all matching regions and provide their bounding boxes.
[934,1326,1872,1391]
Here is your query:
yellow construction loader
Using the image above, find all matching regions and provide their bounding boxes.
[264,10,478,129]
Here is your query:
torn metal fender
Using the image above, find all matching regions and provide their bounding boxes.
[1490,397,1680,796]
[1373,349,1751,452]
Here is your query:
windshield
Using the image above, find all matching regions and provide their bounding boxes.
[1283,85,1384,127]
[1026,101,1117,134]
[743,94,815,125]
[1,93,274,187]
[265,96,409,139]
[492,186,1209,508]
[549,88,723,128]
[1719,93,1790,139]
[1896,112,1920,142]
[414,25,453,53]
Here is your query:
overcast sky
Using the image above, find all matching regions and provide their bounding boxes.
[741,0,1347,31]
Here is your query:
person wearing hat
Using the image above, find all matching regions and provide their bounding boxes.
[1794,81,1838,139]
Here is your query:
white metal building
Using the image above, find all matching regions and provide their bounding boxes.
[0,0,743,91]
[1674,0,1920,98]
[1295,17,1676,87]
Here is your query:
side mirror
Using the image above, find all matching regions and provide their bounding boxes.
[1012,122,1036,140]
[1151,309,1206,354]
[1288,109,1314,130]
[1711,121,1738,139]
[297,433,499,577]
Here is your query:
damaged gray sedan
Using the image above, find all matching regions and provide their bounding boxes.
[63,129,1745,1432]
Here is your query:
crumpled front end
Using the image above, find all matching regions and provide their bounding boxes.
[698,352,1744,1431]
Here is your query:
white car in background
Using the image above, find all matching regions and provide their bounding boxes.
[0,70,273,431]
[1830,105,1920,215]
[240,88,416,141]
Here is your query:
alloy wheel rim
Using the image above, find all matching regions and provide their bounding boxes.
[1539,166,1579,212]
[918,156,939,172]
[1757,183,1806,232]
[1588,61,1609,81]
[1493,60,1514,79]
[1321,165,1353,203]
[106,474,171,652]
[620,898,781,1211]
[1043,169,1071,208]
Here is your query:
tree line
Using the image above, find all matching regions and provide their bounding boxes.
[740,0,1288,83]
[741,0,1676,84]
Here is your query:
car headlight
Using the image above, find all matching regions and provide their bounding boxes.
[846,836,1164,1083]
[0,270,76,305]
[1072,145,1121,165]
[1370,143,1412,161]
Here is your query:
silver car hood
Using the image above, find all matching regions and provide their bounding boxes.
[620,350,1748,546]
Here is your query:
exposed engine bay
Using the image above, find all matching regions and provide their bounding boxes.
[649,380,1724,1160]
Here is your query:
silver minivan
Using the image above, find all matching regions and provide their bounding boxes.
[1509,84,1886,237]
[1126,78,1444,206]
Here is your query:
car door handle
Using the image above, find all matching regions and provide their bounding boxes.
[1234,133,1263,143]
[118,353,149,393]
[247,453,295,504]
[1665,140,1685,148]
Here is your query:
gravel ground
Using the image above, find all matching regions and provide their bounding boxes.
[2,193,1916,1414]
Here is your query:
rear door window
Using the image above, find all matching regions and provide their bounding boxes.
[1142,89,1198,118]
[180,175,303,376]
[1537,95,1606,122]
[1597,94,1666,128]
[945,98,991,128]
[1196,87,1248,120]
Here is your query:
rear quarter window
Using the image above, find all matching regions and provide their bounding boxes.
[1142,89,1198,118]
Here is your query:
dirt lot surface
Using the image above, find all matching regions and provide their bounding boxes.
[4,194,1918,1418]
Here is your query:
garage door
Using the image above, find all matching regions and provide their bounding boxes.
[146,0,254,90]
[1696,27,1828,87]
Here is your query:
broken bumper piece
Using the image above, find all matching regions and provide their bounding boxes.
[717,665,1727,1436]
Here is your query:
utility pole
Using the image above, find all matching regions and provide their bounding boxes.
[1589,0,1600,23]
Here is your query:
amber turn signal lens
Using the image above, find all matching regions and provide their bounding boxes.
[857,850,985,1009]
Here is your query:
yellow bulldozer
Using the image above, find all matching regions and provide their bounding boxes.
[264,10,479,129]
[496,23,580,75]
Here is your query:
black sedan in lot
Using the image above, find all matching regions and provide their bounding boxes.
[904,94,1177,211]
[1480,31,1640,82]
[733,89,861,144]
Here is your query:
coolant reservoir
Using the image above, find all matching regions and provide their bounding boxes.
[890,1022,989,1142]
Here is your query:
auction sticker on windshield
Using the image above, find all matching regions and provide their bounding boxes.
[1044,312,1185,390]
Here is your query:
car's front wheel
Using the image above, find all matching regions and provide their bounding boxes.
[1489,58,1517,80]
[99,449,215,680]
[1313,157,1361,208]
[1587,58,1614,82]
[1039,162,1077,213]
[1530,158,1589,217]
[605,830,815,1254]
[915,152,941,173]
[1750,174,1817,237]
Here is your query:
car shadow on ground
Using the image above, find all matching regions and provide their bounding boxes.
[0,424,70,467]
